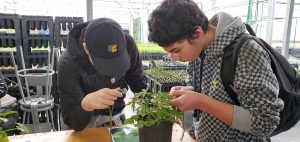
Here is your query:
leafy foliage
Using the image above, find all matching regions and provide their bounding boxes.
[144,67,187,83]
[0,111,31,141]
[149,60,187,69]
[0,111,17,118]
[137,42,166,54]
[125,91,183,128]
[0,131,8,142]
[145,60,188,84]
[15,123,31,134]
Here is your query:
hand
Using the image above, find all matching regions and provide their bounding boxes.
[170,86,194,99]
[81,88,123,111]
[175,119,183,126]
[170,90,202,112]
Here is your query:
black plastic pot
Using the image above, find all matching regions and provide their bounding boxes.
[139,122,173,142]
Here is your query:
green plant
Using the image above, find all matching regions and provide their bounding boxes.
[151,60,187,68]
[125,90,183,128]
[145,60,188,84]
[137,43,166,54]
[145,68,187,84]
[0,111,31,142]
[108,88,127,142]
[0,48,17,52]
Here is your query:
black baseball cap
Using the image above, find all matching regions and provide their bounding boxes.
[84,18,130,75]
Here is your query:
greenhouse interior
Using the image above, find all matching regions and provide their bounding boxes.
[0,0,300,142]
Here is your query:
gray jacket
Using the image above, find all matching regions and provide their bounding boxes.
[187,12,284,142]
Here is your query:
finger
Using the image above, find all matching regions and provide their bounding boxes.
[170,94,177,99]
[170,89,176,94]
[99,98,115,106]
[100,93,118,101]
[170,86,182,93]
[93,99,110,109]
[170,98,181,107]
[113,87,121,92]
[173,86,182,90]
[105,89,123,97]
[175,120,182,126]
[170,90,185,98]
[170,99,185,112]
[97,105,109,109]
[182,86,194,91]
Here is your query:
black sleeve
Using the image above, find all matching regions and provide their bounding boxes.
[0,71,7,99]
[124,34,147,93]
[58,54,93,131]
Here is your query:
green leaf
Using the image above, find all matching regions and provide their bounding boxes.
[16,123,31,134]
[0,131,8,142]
[113,131,126,138]
[125,91,183,128]
[0,111,17,118]
[137,43,166,54]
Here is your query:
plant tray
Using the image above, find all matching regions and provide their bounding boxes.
[110,125,139,142]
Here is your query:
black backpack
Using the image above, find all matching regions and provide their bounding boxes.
[221,24,300,136]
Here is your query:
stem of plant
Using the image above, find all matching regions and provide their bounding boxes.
[180,115,185,142]
[108,105,114,142]
[4,128,18,132]
[150,113,157,121]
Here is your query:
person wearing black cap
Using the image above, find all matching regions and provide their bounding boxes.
[0,71,8,99]
[58,18,146,131]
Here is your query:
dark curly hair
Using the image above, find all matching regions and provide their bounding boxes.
[148,0,209,47]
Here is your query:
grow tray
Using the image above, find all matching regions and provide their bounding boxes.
[110,125,139,142]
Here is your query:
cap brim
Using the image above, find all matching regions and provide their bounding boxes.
[90,50,130,75]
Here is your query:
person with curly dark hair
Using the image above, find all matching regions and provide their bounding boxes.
[148,0,283,141]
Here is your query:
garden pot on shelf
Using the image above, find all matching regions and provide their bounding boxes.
[139,122,173,142]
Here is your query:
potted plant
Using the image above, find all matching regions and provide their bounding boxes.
[125,89,183,142]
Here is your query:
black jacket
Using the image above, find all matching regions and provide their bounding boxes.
[0,71,7,98]
[58,21,146,131]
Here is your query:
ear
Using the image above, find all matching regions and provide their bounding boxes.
[194,26,204,37]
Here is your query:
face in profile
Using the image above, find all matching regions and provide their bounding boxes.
[164,38,205,62]
[163,27,207,62]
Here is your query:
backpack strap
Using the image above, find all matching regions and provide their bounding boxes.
[245,23,256,36]
[221,34,251,105]
[222,32,298,105]
[221,23,267,105]
[222,23,300,136]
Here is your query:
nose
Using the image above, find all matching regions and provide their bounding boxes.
[168,53,179,61]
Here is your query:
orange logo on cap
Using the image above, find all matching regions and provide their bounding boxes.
[108,44,117,53]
